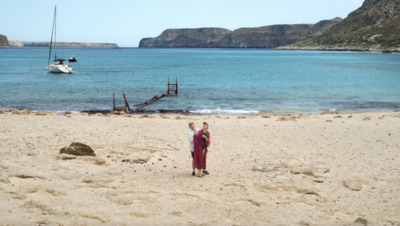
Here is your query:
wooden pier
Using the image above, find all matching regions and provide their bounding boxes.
[113,91,130,111]
[166,77,178,95]
[113,77,178,111]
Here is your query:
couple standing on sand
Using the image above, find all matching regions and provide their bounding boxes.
[187,122,210,178]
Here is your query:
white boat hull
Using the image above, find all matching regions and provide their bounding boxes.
[47,64,73,74]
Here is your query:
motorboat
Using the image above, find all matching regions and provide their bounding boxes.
[68,56,77,62]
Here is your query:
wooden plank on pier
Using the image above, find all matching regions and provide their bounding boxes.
[123,91,130,110]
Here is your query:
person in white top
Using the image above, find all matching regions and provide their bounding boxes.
[187,122,199,176]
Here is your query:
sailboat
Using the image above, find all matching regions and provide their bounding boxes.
[47,6,73,74]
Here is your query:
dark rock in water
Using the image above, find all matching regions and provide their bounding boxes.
[60,142,96,156]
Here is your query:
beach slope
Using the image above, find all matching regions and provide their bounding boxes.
[0,111,399,225]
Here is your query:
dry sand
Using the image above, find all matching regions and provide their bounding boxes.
[0,109,399,225]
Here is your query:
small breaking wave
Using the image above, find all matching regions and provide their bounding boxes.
[190,107,259,115]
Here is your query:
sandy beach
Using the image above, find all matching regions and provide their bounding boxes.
[0,109,399,225]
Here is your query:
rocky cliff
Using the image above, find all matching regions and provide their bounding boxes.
[139,28,232,48]
[281,0,400,52]
[139,18,342,48]
[0,34,10,47]
[9,41,119,48]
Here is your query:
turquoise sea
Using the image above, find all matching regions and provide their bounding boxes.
[0,47,399,114]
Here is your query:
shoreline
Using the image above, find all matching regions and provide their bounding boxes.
[1,107,399,117]
[5,45,400,53]
[275,45,400,54]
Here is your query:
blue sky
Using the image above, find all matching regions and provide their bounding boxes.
[1,0,364,47]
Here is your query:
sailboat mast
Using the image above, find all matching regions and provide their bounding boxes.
[54,5,57,60]
[48,6,56,66]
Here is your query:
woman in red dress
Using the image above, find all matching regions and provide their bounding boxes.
[193,122,210,177]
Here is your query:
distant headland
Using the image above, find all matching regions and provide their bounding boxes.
[139,18,342,49]
[9,41,119,48]
[0,34,10,47]
[279,0,400,53]
[140,0,400,53]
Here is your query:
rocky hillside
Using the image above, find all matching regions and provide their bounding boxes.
[0,34,10,47]
[9,41,119,48]
[139,28,232,48]
[139,18,342,48]
[282,0,400,52]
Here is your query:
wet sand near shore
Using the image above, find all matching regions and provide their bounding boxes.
[0,109,399,225]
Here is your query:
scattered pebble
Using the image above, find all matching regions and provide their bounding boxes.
[342,179,363,191]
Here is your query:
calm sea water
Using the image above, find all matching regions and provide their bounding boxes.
[0,47,399,114]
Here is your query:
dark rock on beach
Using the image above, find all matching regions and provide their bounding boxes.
[60,142,96,156]
[354,217,368,226]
